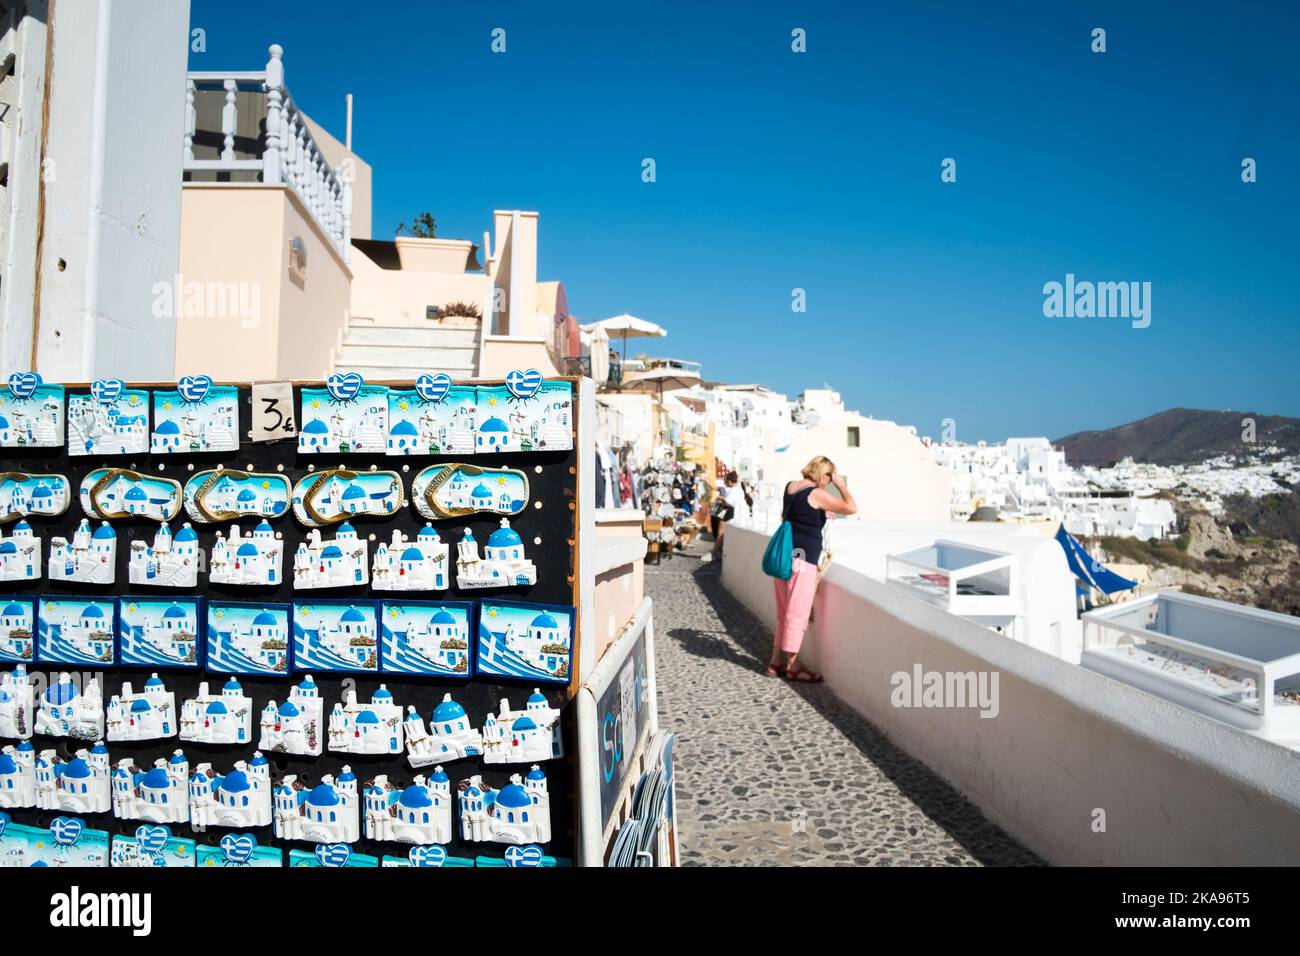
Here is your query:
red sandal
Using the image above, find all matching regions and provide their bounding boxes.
[784,665,824,683]
[764,663,785,678]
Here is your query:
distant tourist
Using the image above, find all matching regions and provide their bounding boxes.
[704,472,746,563]
[768,456,857,682]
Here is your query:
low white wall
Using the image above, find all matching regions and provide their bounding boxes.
[722,524,1300,865]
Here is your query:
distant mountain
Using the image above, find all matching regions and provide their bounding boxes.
[1054,408,1300,467]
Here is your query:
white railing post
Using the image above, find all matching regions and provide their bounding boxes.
[220,79,238,162]
[341,180,352,263]
[263,44,284,185]
[184,79,196,163]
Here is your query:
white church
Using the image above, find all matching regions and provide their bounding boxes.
[455,518,537,589]
[0,665,34,738]
[48,519,116,584]
[294,522,369,589]
[259,674,324,756]
[129,522,201,587]
[35,742,112,815]
[189,753,272,830]
[180,678,252,745]
[209,521,282,586]
[274,769,360,844]
[35,673,104,739]
[405,694,484,768]
[112,751,190,824]
[0,521,40,581]
[458,767,550,846]
[107,674,177,741]
[482,689,563,764]
[371,525,449,591]
[364,769,453,845]
[328,685,403,755]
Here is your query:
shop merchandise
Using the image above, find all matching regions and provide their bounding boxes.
[117,597,202,669]
[34,674,104,738]
[110,825,196,867]
[458,768,550,845]
[0,373,64,448]
[184,468,292,523]
[188,753,273,830]
[179,678,253,745]
[363,769,453,845]
[205,603,290,677]
[299,377,390,454]
[39,595,119,660]
[106,673,177,741]
[208,521,284,586]
[379,601,472,676]
[128,523,202,587]
[481,689,563,764]
[411,463,529,519]
[0,603,36,666]
[372,525,450,591]
[152,376,239,453]
[293,523,369,589]
[111,751,191,824]
[35,742,112,813]
[455,518,538,589]
[259,674,325,755]
[405,693,483,766]
[291,468,404,526]
[68,381,150,456]
[0,472,70,521]
[79,468,182,522]
[475,600,573,684]
[0,664,34,736]
[274,767,361,844]
[48,520,117,584]
[328,684,403,755]
[292,600,379,673]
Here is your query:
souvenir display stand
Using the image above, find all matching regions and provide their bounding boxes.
[0,373,604,868]
[885,540,1022,637]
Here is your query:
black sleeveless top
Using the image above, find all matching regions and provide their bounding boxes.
[783,484,826,566]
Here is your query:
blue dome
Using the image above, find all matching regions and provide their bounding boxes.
[299,675,316,686]
[221,770,250,793]
[13,519,31,530]
[471,484,491,498]
[340,606,367,623]
[45,681,78,704]
[338,522,355,535]
[92,524,116,540]
[391,420,418,435]
[400,547,423,561]
[124,486,147,501]
[91,742,109,754]
[531,612,559,630]
[0,542,15,555]
[223,678,242,691]
[156,419,180,434]
[236,488,257,501]
[430,769,449,783]
[278,701,300,717]
[320,545,343,559]
[495,783,531,809]
[372,686,392,700]
[0,415,7,427]
[526,767,546,781]
[82,605,105,620]
[145,675,165,686]
[303,419,329,434]
[174,525,198,542]
[488,526,522,548]
[432,698,465,722]
[236,542,258,557]
[0,603,23,616]
[252,611,279,627]
[0,755,16,774]
[341,484,366,500]
[169,752,186,764]
[480,417,509,432]
[163,605,188,619]
[141,768,171,790]
[355,710,380,725]
[528,690,547,704]
[338,769,356,783]
[430,608,457,625]
[512,716,538,732]
[205,701,227,715]
[398,785,432,809]
[63,758,91,779]
[307,784,340,807]
[130,698,152,713]
[16,741,32,753]
[417,525,437,539]
[255,520,273,533]
[249,753,267,766]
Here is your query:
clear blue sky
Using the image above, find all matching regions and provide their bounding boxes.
[190,1,1299,442]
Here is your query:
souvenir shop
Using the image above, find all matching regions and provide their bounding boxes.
[635,455,703,561]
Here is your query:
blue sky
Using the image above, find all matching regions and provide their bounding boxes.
[190,1,1299,441]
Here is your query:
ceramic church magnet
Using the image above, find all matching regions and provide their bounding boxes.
[183,468,291,523]
[110,825,196,867]
[79,468,182,522]
[406,693,482,767]
[34,743,112,814]
[363,770,453,845]
[259,674,324,756]
[128,523,201,588]
[37,598,116,666]
[196,832,283,867]
[0,741,35,807]
[48,520,116,585]
[111,751,191,824]
[299,376,389,454]
[478,376,573,452]
[327,684,402,755]
[481,689,563,764]
[188,753,272,831]
[35,675,104,739]
[106,674,177,742]
[371,525,449,591]
[292,600,379,674]
[0,600,36,666]
[289,844,379,867]
[68,381,150,456]
[380,601,473,677]
[152,376,239,453]
[118,597,202,670]
[293,523,369,589]
[291,468,403,527]
[386,377,477,455]
[273,767,361,844]
[411,463,529,519]
[380,845,474,867]
[0,373,64,448]
[205,602,290,677]
[458,767,550,845]
[179,678,253,745]
[208,520,283,586]
[0,664,34,736]
[29,816,110,867]
[0,521,40,582]
[455,518,537,589]
[476,601,573,684]
[0,472,71,522]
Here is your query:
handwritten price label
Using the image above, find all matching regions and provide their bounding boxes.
[251,382,297,442]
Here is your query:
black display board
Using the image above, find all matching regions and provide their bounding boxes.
[1,380,580,864]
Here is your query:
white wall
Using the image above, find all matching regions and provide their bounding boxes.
[722,523,1300,865]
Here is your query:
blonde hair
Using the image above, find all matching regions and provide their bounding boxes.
[801,456,836,483]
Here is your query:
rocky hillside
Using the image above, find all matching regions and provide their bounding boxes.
[1055,408,1300,467]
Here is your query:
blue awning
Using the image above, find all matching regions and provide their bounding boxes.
[1055,524,1137,595]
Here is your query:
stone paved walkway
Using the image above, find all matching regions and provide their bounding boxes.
[648,547,1042,867]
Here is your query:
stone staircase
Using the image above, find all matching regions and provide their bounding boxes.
[331,318,481,379]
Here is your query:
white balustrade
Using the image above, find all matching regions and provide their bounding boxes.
[184,43,350,263]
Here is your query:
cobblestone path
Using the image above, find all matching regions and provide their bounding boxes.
[648,548,1042,867]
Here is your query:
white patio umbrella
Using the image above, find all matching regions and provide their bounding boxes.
[579,313,666,363]
[590,325,610,385]
[619,367,701,402]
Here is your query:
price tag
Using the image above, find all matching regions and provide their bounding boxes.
[251,382,297,442]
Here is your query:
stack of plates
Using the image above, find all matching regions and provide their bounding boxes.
[609,731,677,867]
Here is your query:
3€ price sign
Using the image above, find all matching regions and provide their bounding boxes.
[251,382,297,442]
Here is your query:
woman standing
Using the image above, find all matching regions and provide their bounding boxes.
[706,471,745,562]
[768,456,857,682]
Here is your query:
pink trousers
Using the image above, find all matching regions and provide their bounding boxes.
[773,558,818,654]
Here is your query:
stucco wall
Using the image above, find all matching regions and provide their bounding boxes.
[721,523,1300,865]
